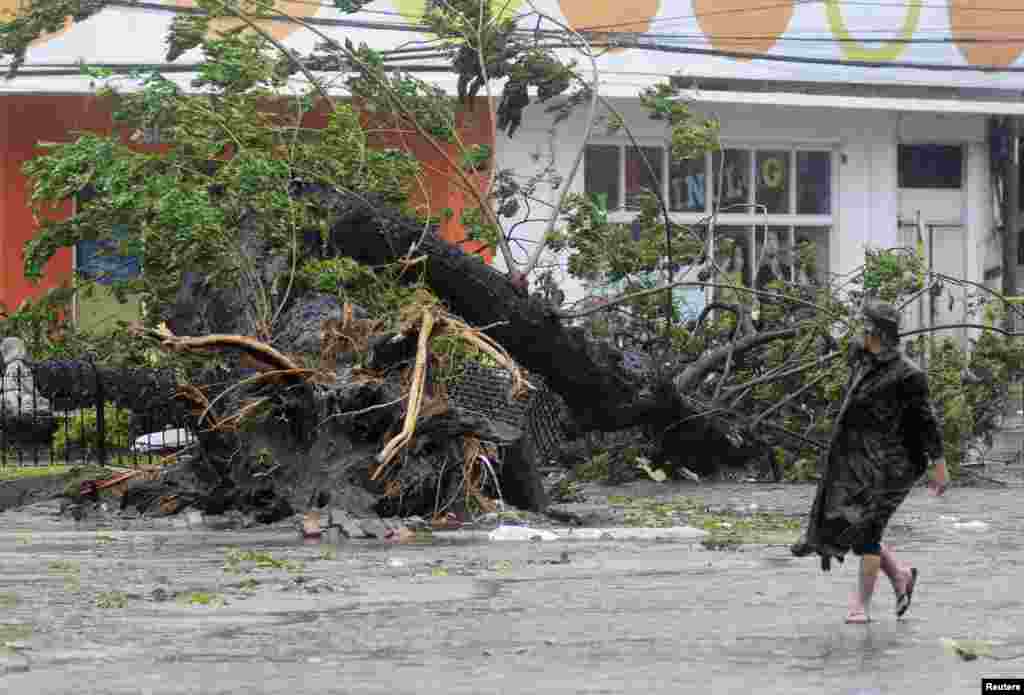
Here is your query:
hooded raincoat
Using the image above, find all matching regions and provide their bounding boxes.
[793,345,944,570]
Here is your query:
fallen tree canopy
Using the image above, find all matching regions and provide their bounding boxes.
[126,187,770,523]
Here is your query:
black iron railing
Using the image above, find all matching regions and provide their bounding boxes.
[0,357,195,469]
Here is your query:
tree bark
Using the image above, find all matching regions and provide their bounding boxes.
[309,187,684,431]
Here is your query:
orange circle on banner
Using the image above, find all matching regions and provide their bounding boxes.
[949,0,1024,67]
[173,0,315,43]
[694,0,794,58]
[557,0,661,53]
[0,1,73,47]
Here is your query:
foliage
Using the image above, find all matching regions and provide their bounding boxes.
[551,478,585,503]
[606,495,802,546]
[95,591,128,609]
[0,624,33,645]
[573,452,609,482]
[177,591,226,607]
[294,257,427,328]
[2,0,1018,487]
[52,405,132,458]
[59,464,116,498]
[223,548,304,573]
[17,21,420,331]
[0,464,74,481]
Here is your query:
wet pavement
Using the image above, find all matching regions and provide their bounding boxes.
[1,482,1022,694]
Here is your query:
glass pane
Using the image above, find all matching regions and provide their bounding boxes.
[669,156,707,212]
[712,149,752,211]
[75,225,141,285]
[794,226,831,287]
[797,151,832,215]
[584,145,621,211]
[756,150,791,214]
[673,224,707,323]
[898,144,963,189]
[714,226,754,307]
[755,226,795,291]
[625,146,664,210]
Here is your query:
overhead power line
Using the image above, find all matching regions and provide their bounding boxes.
[81,0,1024,45]
[6,2,1024,77]
[102,0,1024,36]
[574,35,1024,73]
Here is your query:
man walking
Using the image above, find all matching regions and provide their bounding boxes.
[791,300,948,623]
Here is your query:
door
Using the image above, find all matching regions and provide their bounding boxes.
[897,144,969,347]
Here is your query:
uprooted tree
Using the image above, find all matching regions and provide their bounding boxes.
[2,0,1023,522]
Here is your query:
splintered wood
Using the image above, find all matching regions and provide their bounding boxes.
[373,309,435,477]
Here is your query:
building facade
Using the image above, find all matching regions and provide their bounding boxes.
[497,93,1007,344]
[1,0,1023,345]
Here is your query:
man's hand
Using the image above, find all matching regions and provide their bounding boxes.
[928,458,948,497]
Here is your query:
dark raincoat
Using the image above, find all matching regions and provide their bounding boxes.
[793,345,944,571]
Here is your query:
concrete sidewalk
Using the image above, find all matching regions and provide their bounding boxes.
[0,483,1021,694]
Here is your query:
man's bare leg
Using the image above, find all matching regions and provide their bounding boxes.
[879,544,912,593]
[846,554,881,623]
[880,544,919,617]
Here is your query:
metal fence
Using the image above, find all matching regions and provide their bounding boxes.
[0,359,195,469]
[1,353,571,471]
[447,364,568,463]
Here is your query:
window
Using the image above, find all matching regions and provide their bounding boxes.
[75,227,141,285]
[797,151,831,214]
[756,151,791,214]
[713,149,752,211]
[669,156,706,212]
[898,144,963,189]
[584,145,620,211]
[73,190,143,331]
[625,146,663,210]
[586,143,832,217]
[582,142,835,303]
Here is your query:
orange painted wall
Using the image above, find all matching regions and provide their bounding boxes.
[0,94,496,313]
[0,95,103,314]
[300,97,495,259]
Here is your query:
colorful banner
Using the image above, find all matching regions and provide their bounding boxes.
[2,1,1024,93]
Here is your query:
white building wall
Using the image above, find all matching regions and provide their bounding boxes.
[495,97,993,311]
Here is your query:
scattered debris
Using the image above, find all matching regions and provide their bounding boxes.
[358,517,393,540]
[132,428,192,453]
[953,520,990,531]
[488,526,558,542]
[383,527,415,543]
[328,508,370,539]
[302,511,322,539]
[95,591,128,609]
[176,591,225,607]
[431,512,463,530]
[562,527,707,541]
[186,510,204,528]
[678,466,701,484]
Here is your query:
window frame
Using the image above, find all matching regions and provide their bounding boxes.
[585,138,836,224]
[583,138,838,296]
[897,143,965,190]
[71,191,145,328]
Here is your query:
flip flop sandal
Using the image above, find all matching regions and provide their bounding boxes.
[896,567,918,618]
[845,611,870,624]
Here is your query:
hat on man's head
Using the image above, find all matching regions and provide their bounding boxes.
[863,300,901,336]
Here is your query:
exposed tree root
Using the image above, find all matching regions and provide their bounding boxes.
[135,323,302,373]
[374,308,436,475]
